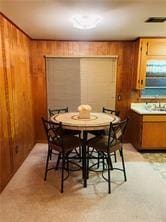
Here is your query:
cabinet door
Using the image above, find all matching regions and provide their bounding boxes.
[146,39,166,56]
[142,122,166,148]
[135,40,147,89]
[135,38,166,90]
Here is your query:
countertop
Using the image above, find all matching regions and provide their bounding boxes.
[131,103,166,115]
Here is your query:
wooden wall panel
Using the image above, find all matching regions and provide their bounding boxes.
[31,40,135,141]
[0,14,35,191]
[0,15,14,190]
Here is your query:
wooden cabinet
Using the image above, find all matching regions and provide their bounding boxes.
[134,38,166,90]
[134,39,147,89]
[146,39,166,56]
[128,110,166,150]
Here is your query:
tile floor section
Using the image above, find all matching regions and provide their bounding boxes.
[142,152,166,181]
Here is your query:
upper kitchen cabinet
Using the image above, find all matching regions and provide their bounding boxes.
[134,39,147,89]
[134,38,166,90]
[146,39,166,56]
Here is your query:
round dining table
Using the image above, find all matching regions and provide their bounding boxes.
[51,112,120,188]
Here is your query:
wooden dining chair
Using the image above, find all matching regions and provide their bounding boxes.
[87,118,129,193]
[42,117,81,193]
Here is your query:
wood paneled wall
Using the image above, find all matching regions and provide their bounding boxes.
[0,14,35,191]
[0,15,13,191]
[31,41,136,141]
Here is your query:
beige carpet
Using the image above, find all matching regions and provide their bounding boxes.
[142,152,166,181]
[0,143,166,222]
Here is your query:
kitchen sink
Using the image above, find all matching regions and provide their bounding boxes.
[149,107,166,111]
[145,103,166,112]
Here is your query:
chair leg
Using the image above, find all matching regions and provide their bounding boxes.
[107,155,112,194]
[44,148,51,181]
[79,132,82,162]
[87,146,90,179]
[109,153,113,170]
[49,149,52,160]
[97,152,100,169]
[79,145,82,162]
[120,147,127,181]
[55,153,61,170]
[61,153,65,193]
[114,151,117,162]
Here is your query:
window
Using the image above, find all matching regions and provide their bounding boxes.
[46,57,117,112]
[141,60,166,98]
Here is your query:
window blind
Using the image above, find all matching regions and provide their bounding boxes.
[46,58,81,112]
[80,58,117,111]
[46,57,117,113]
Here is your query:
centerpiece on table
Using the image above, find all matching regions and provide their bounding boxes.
[78,105,92,119]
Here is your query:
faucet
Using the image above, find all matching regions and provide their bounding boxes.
[159,101,161,108]
[158,99,161,108]
[155,95,161,108]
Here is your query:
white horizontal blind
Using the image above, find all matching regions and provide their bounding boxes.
[46,58,81,112]
[80,58,117,112]
[46,57,117,113]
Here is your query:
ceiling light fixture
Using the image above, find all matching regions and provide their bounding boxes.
[71,14,102,30]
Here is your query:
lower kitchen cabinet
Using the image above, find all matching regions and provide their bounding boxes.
[128,110,166,150]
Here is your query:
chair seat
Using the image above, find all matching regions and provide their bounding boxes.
[50,135,81,153]
[88,135,121,153]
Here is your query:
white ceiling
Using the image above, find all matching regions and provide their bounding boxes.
[1,0,166,40]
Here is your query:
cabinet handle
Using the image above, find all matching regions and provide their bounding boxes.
[141,80,144,85]
[146,42,149,55]
[117,95,121,101]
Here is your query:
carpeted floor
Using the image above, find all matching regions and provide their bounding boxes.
[142,152,166,181]
[0,143,166,222]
